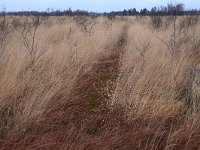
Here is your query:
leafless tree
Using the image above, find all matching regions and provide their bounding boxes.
[19,16,48,70]
[150,15,163,29]
[0,6,13,57]
[74,16,97,36]
[135,36,151,58]
[104,17,113,30]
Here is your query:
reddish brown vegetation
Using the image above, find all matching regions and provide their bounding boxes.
[0,16,200,150]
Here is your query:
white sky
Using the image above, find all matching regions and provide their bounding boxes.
[3,0,200,12]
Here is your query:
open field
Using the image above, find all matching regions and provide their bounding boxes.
[0,15,199,149]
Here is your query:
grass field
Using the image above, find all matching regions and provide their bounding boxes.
[0,15,199,149]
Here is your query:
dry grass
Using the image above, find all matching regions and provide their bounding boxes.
[0,15,199,149]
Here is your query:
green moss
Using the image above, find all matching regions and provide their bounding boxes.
[95,75,116,98]
[84,91,100,113]
[83,68,119,114]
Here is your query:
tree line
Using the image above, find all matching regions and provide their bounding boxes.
[1,3,200,16]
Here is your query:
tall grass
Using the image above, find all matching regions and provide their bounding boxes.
[0,16,123,135]
[0,15,199,149]
[112,16,200,148]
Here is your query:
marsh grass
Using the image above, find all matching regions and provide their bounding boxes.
[0,15,199,149]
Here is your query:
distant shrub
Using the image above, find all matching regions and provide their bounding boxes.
[74,16,97,36]
[179,15,199,31]
[150,15,163,29]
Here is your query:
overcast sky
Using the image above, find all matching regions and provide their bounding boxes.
[2,0,200,12]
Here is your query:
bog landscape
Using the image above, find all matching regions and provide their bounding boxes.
[0,2,200,150]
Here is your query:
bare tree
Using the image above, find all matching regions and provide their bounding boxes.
[104,17,113,30]
[179,15,199,32]
[74,16,97,36]
[135,36,151,58]
[150,15,163,29]
[155,17,182,57]
[0,6,13,57]
[19,16,48,70]
[134,35,151,74]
